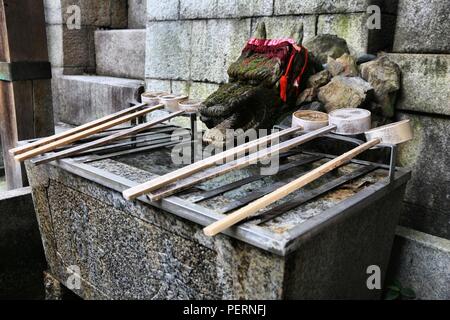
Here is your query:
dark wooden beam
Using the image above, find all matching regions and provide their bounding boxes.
[0,0,54,190]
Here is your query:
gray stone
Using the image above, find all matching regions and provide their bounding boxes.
[0,187,46,299]
[147,0,180,21]
[190,19,252,83]
[396,112,450,239]
[252,15,316,44]
[318,76,373,111]
[180,0,273,19]
[95,30,146,79]
[46,24,96,69]
[60,0,128,28]
[393,0,450,53]
[128,0,147,28]
[388,226,450,300]
[170,81,220,100]
[145,79,172,93]
[306,70,332,88]
[329,53,359,77]
[304,34,350,65]
[317,13,396,56]
[387,54,450,116]
[55,75,144,125]
[274,0,398,15]
[360,55,401,118]
[145,21,193,80]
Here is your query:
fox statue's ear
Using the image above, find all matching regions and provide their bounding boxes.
[290,23,304,44]
[253,22,267,39]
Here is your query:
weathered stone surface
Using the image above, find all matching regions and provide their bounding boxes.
[95,30,146,79]
[396,113,450,239]
[317,13,396,55]
[191,19,252,83]
[318,76,373,111]
[46,24,96,69]
[145,79,172,93]
[147,0,180,21]
[360,55,401,118]
[306,70,331,88]
[388,226,450,300]
[60,0,128,28]
[393,0,450,53]
[171,81,220,100]
[128,0,147,28]
[296,87,318,105]
[252,15,316,44]
[146,21,193,80]
[387,54,450,116]
[304,34,350,65]
[56,75,144,125]
[274,0,398,15]
[327,53,359,77]
[180,0,273,19]
[0,187,46,299]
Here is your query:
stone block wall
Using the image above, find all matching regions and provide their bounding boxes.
[144,0,398,99]
[44,0,128,75]
[387,0,450,241]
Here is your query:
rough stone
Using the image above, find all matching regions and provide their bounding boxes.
[299,101,326,113]
[396,113,450,239]
[304,34,350,65]
[326,57,345,76]
[306,70,332,88]
[388,226,450,300]
[145,79,172,93]
[180,0,273,19]
[296,87,318,106]
[95,30,146,79]
[387,54,450,116]
[0,188,46,299]
[328,53,359,77]
[274,0,398,15]
[171,81,220,100]
[190,19,252,83]
[46,24,96,69]
[56,75,144,125]
[318,76,373,111]
[360,55,401,118]
[147,0,180,21]
[60,0,128,28]
[252,15,316,44]
[317,13,396,56]
[145,21,193,80]
[393,0,450,53]
[128,0,147,29]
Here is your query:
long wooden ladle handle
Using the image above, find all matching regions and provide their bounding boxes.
[122,126,305,200]
[15,104,163,162]
[203,138,381,237]
[9,103,148,156]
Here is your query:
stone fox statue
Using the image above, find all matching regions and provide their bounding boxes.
[199,22,316,143]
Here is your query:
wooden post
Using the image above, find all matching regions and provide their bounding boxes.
[0,0,54,189]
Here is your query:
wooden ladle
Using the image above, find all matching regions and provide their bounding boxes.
[203,119,413,237]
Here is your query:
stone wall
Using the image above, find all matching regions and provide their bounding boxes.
[388,0,450,241]
[144,0,398,99]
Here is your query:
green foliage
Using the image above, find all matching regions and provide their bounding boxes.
[385,280,416,300]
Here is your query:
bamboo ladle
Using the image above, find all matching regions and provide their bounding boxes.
[203,120,413,237]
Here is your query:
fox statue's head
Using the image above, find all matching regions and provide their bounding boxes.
[199,22,316,144]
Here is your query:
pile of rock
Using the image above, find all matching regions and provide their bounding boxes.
[299,35,401,126]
